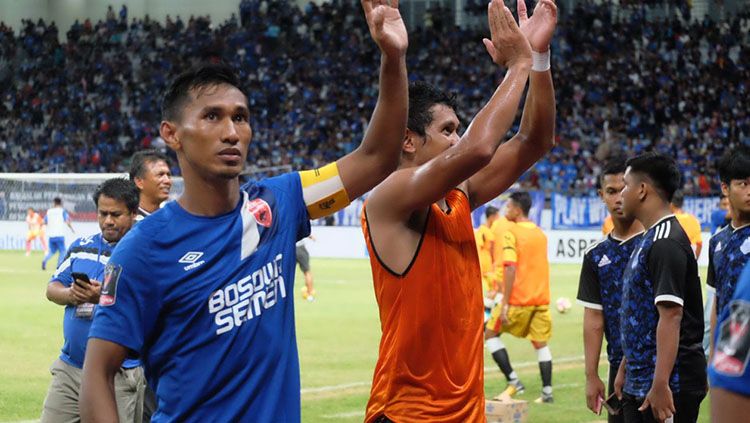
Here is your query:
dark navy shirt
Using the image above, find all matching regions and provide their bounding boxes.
[707,224,750,316]
[577,232,642,366]
[620,215,706,397]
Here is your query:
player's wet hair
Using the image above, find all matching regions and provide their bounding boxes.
[626,152,681,202]
[407,81,458,137]
[718,145,750,185]
[509,191,532,216]
[129,149,172,182]
[598,156,627,189]
[162,63,245,121]
[485,206,499,219]
[93,178,140,213]
[671,190,685,208]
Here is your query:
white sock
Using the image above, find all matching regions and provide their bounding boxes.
[542,386,553,395]
[536,346,552,362]
[509,371,518,382]
[485,337,506,354]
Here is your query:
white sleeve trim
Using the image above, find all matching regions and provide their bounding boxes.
[576,299,603,310]
[654,294,684,306]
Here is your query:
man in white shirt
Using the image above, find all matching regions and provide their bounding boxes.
[42,197,75,271]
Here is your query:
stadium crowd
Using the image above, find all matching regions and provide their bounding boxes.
[0,0,748,195]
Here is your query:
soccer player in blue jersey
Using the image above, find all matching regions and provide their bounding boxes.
[42,197,75,270]
[709,261,750,422]
[615,152,706,423]
[42,178,144,423]
[577,157,644,422]
[80,1,408,421]
[708,146,750,349]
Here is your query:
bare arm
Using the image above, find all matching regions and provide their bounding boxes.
[80,339,128,423]
[583,308,606,413]
[712,387,750,423]
[367,1,532,218]
[467,69,555,209]
[47,279,101,306]
[501,264,516,312]
[710,298,717,358]
[466,0,557,209]
[336,0,408,200]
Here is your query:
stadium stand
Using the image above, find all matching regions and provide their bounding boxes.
[0,0,747,195]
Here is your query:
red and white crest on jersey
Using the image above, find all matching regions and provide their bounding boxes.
[247,198,272,228]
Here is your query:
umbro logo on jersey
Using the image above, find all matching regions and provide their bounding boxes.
[179,251,205,271]
[598,255,612,267]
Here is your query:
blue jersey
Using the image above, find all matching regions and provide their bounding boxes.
[89,173,310,422]
[620,215,706,397]
[51,233,139,369]
[709,261,750,396]
[577,232,642,366]
[707,224,750,316]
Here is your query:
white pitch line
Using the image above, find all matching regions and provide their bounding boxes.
[302,354,598,395]
[321,410,366,419]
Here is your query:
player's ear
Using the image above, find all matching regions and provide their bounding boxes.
[133,177,145,191]
[637,181,648,202]
[160,120,181,152]
[720,182,729,197]
[402,130,417,155]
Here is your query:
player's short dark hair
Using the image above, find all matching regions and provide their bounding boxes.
[53,197,62,205]
[626,152,682,202]
[718,145,750,185]
[485,206,499,219]
[509,191,532,216]
[93,178,140,213]
[407,81,458,137]
[671,190,685,208]
[598,156,628,189]
[162,63,245,121]
[129,149,171,181]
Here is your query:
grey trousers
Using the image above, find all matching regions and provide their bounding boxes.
[40,358,145,423]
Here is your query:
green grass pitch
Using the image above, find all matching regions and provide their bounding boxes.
[0,251,709,422]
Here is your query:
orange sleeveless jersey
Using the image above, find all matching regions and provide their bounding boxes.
[361,190,485,422]
[602,215,614,235]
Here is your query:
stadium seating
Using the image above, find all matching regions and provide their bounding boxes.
[0,0,747,196]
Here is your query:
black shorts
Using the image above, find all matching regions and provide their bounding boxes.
[296,245,310,273]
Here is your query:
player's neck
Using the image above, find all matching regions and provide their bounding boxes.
[611,218,644,240]
[516,216,531,223]
[179,175,241,216]
[732,211,750,229]
[139,198,160,214]
[638,204,673,230]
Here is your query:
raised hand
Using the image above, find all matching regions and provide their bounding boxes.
[362,0,408,58]
[518,0,557,52]
[482,0,532,68]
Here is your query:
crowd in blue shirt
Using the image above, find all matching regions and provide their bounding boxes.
[0,0,748,195]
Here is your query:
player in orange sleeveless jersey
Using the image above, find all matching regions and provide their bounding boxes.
[485,191,555,403]
[26,207,48,256]
[361,1,557,420]
[671,190,703,258]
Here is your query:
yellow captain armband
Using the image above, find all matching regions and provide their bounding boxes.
[299,162,351,220]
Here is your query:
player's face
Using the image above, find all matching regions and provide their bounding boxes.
[172,84,252,180]
[138,160,172,203]
[416,104,460,165]
[97,195,135,243]
[620,167,641,219]
[719,196,730,210]
[725,177,750,215]
[505,201,520,222]
[599,173,626,217]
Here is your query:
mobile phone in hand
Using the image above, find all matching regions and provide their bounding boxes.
[71,272,91,288]
[602,393,622,415]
